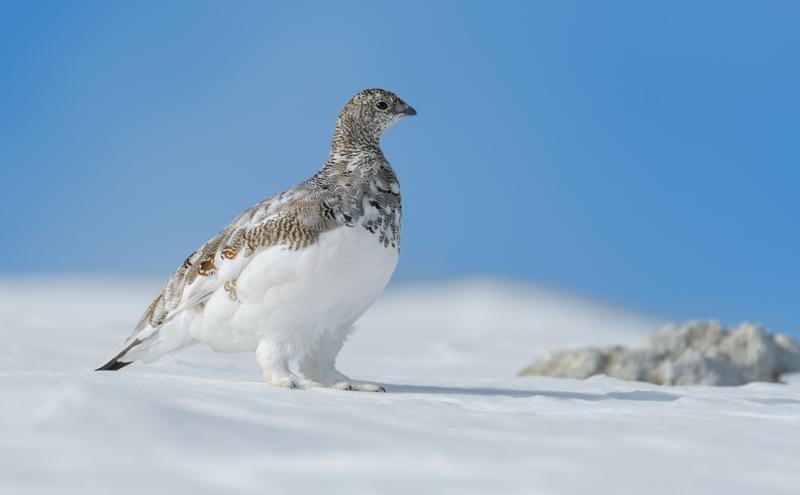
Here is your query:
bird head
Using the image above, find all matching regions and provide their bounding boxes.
[333,89,416,149]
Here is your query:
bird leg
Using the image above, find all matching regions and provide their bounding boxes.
[255,340,299,389]
[298,327,385,392]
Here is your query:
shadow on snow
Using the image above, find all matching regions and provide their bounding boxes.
[384,383,682,402]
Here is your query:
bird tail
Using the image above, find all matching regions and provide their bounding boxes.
[95,337,144,371]
[95,324,160,371]
[95,320,193,372]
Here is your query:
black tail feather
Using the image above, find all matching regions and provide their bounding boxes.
[95,359,132,371]
[95,337,142,372]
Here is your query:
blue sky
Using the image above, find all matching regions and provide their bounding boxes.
[2,1,798,332]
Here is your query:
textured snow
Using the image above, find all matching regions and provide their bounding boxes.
[2,278,799,495]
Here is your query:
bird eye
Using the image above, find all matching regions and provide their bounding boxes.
[375,101,388,110]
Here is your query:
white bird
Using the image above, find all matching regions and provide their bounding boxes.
[97,88,416,391]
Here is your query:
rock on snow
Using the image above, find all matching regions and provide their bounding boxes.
[520,321,800,386]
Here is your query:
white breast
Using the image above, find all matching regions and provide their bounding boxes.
[193,225,399,353]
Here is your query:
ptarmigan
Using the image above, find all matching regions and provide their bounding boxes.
[97,88,416,391]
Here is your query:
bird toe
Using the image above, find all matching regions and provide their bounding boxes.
[271,376,300,389]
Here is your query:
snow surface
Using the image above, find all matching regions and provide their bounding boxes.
[2,278,799,495]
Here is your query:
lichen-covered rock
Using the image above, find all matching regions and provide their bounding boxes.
[519,321,800,386]
[518,347,610,379]
[776,334,800,371]
[607,348,662,383]
[656,349,743,386]
[646,320,727,355]
[717,323,781,383]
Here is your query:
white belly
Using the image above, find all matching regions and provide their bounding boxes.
[192,225,399,354]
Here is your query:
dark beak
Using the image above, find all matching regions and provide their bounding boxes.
[399,103,417,116]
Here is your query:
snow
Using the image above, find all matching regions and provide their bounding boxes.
[2,277,799,494]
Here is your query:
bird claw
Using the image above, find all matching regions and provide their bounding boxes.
[270,375,300,389]
[332,382,385,392]
[358,384,386,393]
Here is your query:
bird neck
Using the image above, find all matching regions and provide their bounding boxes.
[329,115,382,160]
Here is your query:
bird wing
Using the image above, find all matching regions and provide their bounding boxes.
[133,192,328,336]
[133,160,394,335]
[96,187,337,371]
